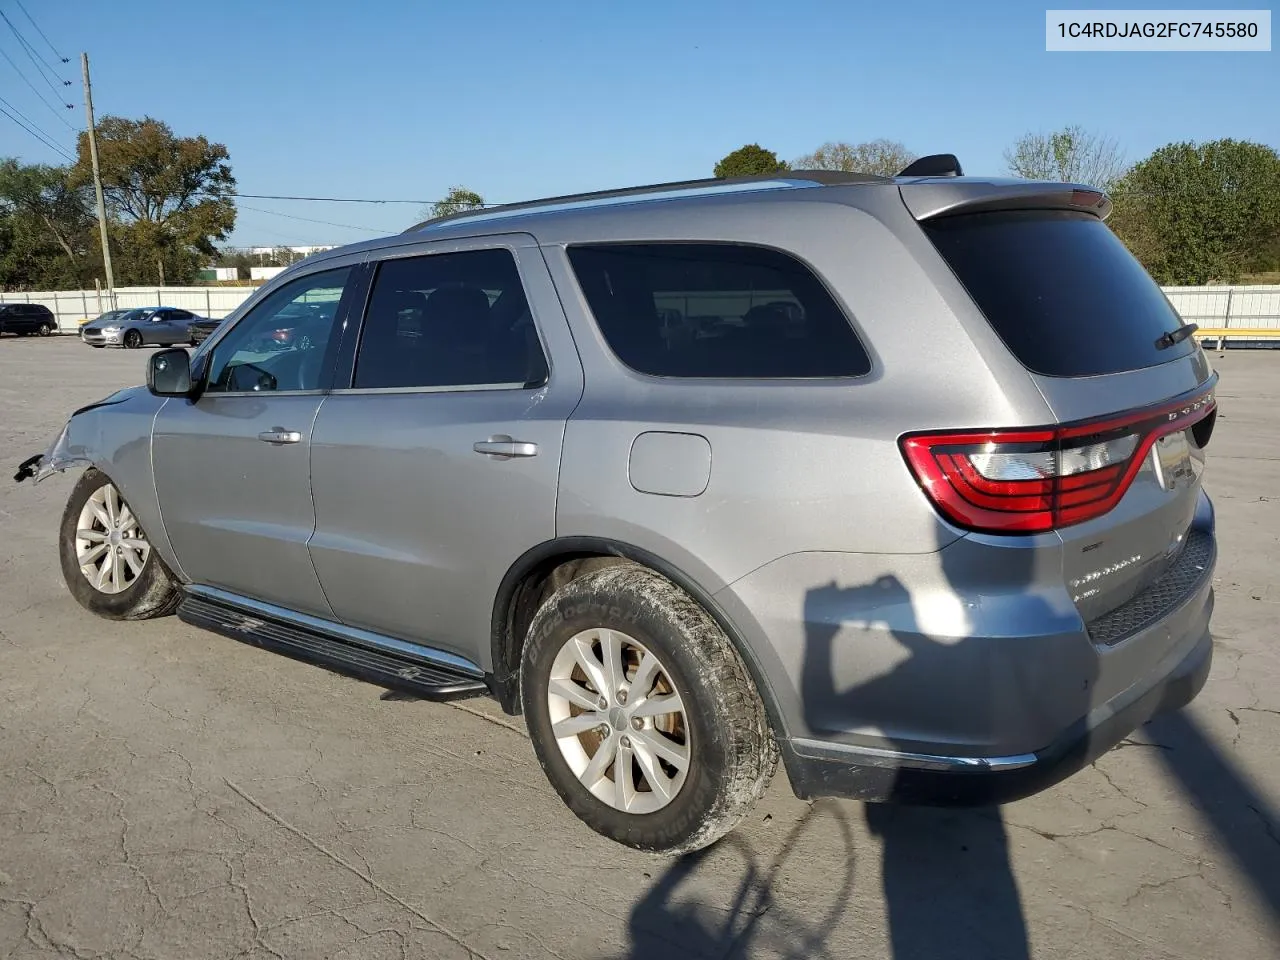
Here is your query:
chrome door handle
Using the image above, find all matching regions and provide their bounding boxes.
[473,435,538,459]
[258,428,302,444]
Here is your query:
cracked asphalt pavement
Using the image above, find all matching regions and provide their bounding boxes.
[2,338,1278,959]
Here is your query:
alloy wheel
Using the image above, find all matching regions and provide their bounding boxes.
[74,482,150,595]
[546,628,691,814]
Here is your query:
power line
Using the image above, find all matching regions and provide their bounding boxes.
[0,93,73,160]
[0,97,74,161]
[0,91,67,148]
[231,192,434,204]
[0,45,75,129]
[211,191,514,208]
[233,202,386,234]
[0,9,73,99]
[0,7,71,85]
[14,0,70,65]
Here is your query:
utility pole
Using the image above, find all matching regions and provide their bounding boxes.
[81,53,115,307]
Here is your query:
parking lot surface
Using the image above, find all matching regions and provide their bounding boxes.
[1,337,1278,960]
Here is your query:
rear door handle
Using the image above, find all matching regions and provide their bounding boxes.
[258,428,302,445]
[473,435,538,459]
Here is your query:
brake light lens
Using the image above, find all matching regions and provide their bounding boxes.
[900,390,1216,534]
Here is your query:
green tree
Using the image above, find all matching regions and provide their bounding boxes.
[713,144,789,179]
[73,116,236,285]
[1110,139,1280,284]
[1004,125,1127,190]
[0,159,97,288]
[424,185,485,221]
[792,139,916,177]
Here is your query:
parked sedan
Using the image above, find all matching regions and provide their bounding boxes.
[80,307,208,348]
[79,308,132,328]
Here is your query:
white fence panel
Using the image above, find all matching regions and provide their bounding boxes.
[1164,285,1280,333]
[4,283,1280,339]
[0,286,257,331]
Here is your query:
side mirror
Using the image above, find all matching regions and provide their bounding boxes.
[147,348,192,396]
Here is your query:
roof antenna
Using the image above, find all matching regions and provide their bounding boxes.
[898,154,964,178]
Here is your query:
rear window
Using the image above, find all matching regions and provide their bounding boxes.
[567,243,871,378]
[923,210,1194,377]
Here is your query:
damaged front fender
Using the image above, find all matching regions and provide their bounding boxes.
[10,383,185,580]
[15,419,85,483]
[12,386,146,484]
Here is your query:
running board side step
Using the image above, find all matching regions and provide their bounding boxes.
[178,590,489,701]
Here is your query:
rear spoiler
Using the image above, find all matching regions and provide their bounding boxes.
[898,179,1112,221]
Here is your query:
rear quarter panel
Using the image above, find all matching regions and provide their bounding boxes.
[534,192,1062,739]
[539,193,1057,585]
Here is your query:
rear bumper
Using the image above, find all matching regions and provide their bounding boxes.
[782,599,1213,805]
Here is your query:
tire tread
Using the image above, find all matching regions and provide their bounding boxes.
[522,563,777,854]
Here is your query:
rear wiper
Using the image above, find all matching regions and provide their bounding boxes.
[1156,323,1198,349]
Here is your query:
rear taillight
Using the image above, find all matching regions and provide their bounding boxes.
[900,389,1216,534]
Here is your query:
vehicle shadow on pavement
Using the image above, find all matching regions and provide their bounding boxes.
[795,580,1042,958]
[1146,709,1280,925]
[622,801,856,960]
[787,523,1081,959]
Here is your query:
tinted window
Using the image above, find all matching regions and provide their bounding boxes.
[923,210,1195,377]
[566,243,870,378]
[206,267,350,393]
[353,249,548,390]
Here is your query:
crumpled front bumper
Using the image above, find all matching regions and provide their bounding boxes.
[13,420,74,484]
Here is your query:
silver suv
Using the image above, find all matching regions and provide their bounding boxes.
[19,165,1218,853]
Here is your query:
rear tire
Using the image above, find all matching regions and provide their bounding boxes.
[521,564,776,854]
[59,468,181,620]
[123,329,143,349]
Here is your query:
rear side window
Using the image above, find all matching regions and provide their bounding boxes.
[923,210,1195,377]
[353,249,549,390]
[567,243,871,378]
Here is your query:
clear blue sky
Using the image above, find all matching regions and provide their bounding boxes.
[1,0,1275,247]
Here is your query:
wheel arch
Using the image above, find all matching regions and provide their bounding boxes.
[489,536,790,741]
[37,395,188,582]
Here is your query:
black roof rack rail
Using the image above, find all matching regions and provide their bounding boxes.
[404,169,894,233]
[898,154,964,178]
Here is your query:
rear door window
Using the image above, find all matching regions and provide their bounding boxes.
[566,243,871,378]
[923,210,1195,377]
[352,248,548,390]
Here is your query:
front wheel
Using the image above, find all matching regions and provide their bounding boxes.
[521,564,777,854]
[123,329,143,349]
[37,321,53,336]
[59,468,181,620]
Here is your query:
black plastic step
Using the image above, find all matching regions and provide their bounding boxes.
[178,594,489,700]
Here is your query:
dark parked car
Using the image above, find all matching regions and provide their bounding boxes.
[80,307,209,348]
[188,317,225,345]
[0,303,57,337]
